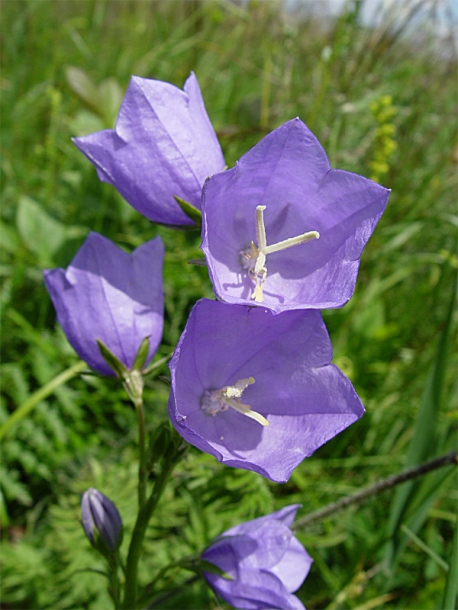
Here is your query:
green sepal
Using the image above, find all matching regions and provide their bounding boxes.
[178,556,233,580]
[174,195,202,226]
[96,339,129,379]
[147,421,173,470]
[147,422,188,471]
[89,527,123,562]
[165,426,189,464]
[132,336,150,372]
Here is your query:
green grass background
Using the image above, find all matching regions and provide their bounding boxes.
[1,0,457,608]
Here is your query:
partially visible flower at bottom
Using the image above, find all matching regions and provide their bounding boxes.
[202,504,312,610]
[81,488,123,555]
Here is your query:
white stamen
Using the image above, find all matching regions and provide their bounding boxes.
[201,377,268,427]
[255,206,267,251]
[240,205,320,302]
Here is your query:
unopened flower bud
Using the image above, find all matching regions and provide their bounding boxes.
[81,488,123,555]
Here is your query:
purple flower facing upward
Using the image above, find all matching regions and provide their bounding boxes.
[73,73,225,226]
[168,299,364,483]
[81,488,123,554]
[44,232,164,376]
[201,118,390,313]
[202,504,312,610]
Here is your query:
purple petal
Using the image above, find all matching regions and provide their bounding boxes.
[226,505,302,535]
[44,232,164,375]
[73,73,225,226]
[272,536,313,593]
[201,118,390,312]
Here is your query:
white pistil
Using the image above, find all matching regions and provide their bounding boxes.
[201,377,269,427]
[240,205,320,302]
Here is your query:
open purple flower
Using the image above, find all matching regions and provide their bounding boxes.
[202,504,312,610]
[73,73,225,226]
[44,232,164,376]
[168,299,364,483]
[201,118,390,312]
[81,488,123,554]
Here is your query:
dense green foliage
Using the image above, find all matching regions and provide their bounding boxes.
[1,0,456,608]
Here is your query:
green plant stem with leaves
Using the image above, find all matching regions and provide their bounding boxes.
[121,363,185,608]
[122,453,181,609]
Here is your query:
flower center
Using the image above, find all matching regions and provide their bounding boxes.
[240,205,320,302]
[201,377,268,427]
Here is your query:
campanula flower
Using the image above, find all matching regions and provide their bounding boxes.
[201,118,390,312]
[73,73,225,226]
[202,504,312,610]
[81,488,123,555]
[44,232,164,376]
[168,299,364,483]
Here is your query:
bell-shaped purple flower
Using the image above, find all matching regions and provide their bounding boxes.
[201,118,390,312]
[81,488,123,554]
[168,299,364,483]
[44,232,164,376]
[73,73,225,226]
[202,504,312,610]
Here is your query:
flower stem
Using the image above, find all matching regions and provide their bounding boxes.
[121,457,177,609]
[295,450,458,529]
[123,371,147,509]
[135,395,147,509]
[108,554,122,609]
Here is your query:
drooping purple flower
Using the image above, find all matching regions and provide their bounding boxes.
[73,73,225,226]
[81,488,123,554]
[201,118,390,313]
[168,299,364,483]
[44,232,164,376]
[202,504,312,610]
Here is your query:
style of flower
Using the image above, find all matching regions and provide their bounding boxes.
[201,118,390,313]
[168,299,364,483]
[202,504,312,610]
[73,72,225,226]
[81,488,123,554]
[44,232,164,376]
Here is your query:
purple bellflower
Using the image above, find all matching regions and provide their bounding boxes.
[73,73,225,226]
[168,299,364,483]
[44,232,164,376]
[81,488,123,554]
[202,504,312,610]
[201,118,390,313]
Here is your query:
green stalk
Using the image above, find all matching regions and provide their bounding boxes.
[121,458,176,609]
[135,394,147,509]
[122,370,147,509]
[108,553,122,609]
